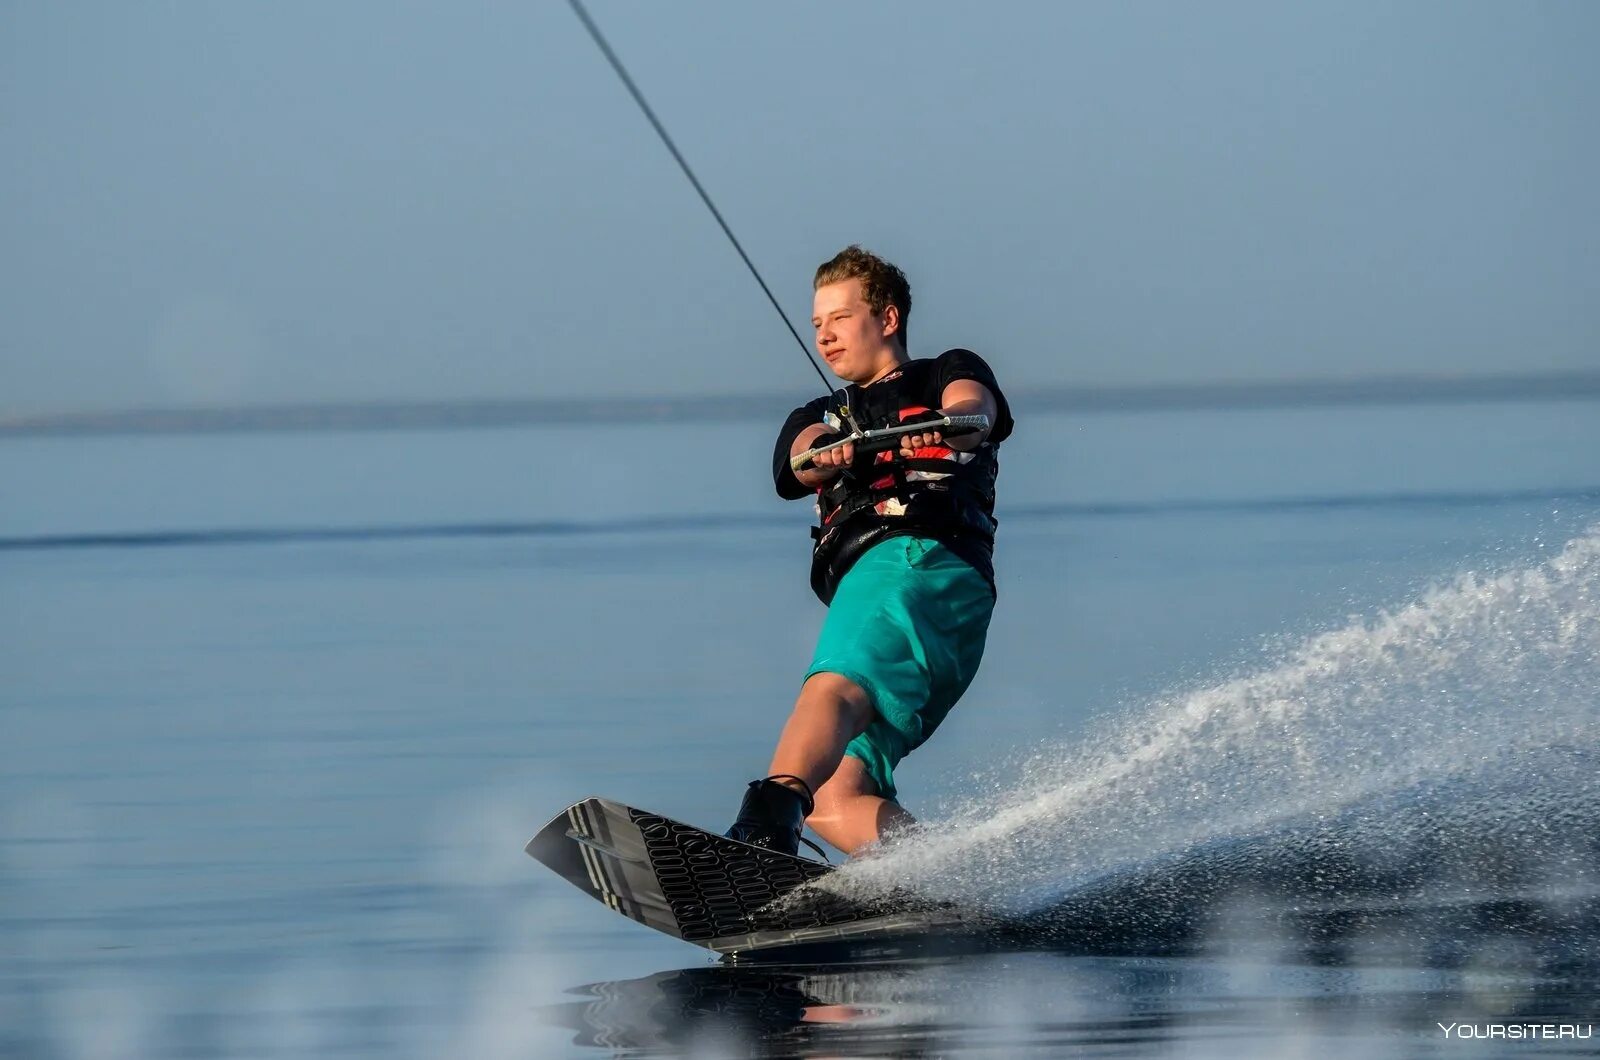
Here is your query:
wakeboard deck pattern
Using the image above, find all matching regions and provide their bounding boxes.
[526,797,961,955]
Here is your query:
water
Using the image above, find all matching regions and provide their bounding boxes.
[3,401,1599,1057]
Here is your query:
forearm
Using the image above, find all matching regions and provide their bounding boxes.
[791,423,843,490]
[937,387,998,451]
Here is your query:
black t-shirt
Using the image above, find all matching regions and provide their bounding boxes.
[771,348,1014,596]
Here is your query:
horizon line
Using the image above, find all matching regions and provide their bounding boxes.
[3,369,1598,439]
[5,483,1598,553]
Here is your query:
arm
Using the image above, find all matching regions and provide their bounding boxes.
[773,396,844,498]
[936,378,999,451]
[790,423,853,490]
[896,378,999,457]
[898,348,1012,456]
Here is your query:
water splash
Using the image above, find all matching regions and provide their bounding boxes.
[821,526,1600,916]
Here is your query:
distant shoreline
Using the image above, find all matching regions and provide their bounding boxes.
[3,371,1598,438]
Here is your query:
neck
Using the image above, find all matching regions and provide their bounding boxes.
[858,346,908,387]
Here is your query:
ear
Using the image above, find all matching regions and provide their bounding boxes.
[881,303,900,340]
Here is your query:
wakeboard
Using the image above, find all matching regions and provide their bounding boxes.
[526,797,963,956]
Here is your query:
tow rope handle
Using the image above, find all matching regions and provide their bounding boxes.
[790,414,990,472]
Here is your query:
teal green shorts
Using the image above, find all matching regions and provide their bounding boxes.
[804,536,995,801]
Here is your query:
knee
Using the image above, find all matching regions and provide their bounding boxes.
[800,672,875,727]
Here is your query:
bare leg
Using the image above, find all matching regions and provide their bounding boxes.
[766,672,877,798]
[807,754,916,856]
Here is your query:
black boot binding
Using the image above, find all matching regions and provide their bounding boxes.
[725,775,826,859]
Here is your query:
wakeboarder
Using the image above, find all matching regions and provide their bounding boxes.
[725,246,1014,857]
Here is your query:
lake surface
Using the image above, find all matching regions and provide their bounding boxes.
[4,400,1599,1057]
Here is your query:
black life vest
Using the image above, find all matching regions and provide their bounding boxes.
[808,369,1001,603]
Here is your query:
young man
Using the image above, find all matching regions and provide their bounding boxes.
[726,246,1014,857]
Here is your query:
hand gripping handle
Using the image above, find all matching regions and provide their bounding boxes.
[790,413,989,472]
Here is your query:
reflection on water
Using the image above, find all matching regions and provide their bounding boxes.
[544,955,1600,1057]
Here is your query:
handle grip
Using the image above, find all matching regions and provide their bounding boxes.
[790,413,989,472]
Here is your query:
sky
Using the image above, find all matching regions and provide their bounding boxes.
[2,0,1597,415]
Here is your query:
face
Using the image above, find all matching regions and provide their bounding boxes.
[811,279,902,384]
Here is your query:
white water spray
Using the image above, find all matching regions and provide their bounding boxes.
[824,527,1600,912]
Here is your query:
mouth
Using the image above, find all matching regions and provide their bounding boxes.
[823,349,845,363]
